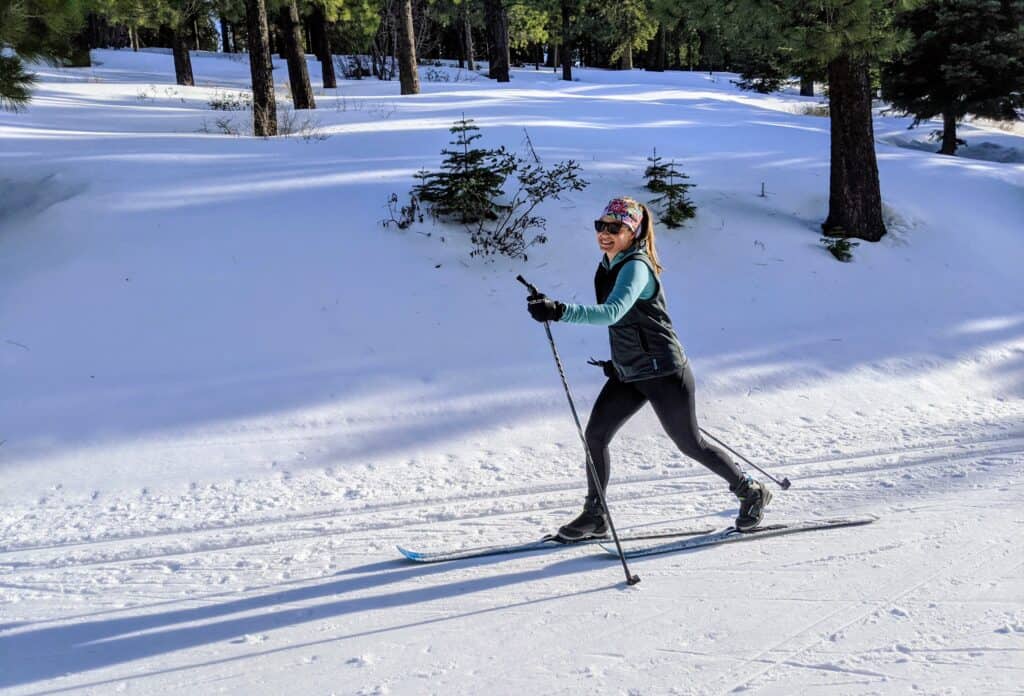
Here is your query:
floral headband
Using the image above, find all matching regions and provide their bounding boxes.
[600,197,643,233]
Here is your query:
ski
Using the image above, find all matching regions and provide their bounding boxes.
[601,516,878,559]
[398,527,716,564]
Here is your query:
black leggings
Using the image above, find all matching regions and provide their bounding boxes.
[583,362,743,499]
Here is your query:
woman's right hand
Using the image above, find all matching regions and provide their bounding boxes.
[587,358,618,380]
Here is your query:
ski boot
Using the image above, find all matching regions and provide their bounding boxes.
[556,497,608,541]
[731,475,772,531]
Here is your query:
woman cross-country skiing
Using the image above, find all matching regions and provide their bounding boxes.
[527,196,771,541]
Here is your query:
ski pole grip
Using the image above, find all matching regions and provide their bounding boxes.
[516,275,540,296]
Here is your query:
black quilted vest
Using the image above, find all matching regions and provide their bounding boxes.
[595,249,686,382]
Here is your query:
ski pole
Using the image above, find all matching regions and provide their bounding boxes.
[699,428,792,490]
[517,275,640,586]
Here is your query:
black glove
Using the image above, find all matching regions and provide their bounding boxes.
[527,293,566,322]
[587,358,618,380]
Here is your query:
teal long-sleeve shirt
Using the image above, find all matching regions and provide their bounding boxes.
[560,252,656,325]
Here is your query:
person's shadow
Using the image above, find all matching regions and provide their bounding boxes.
[0,548,623,690]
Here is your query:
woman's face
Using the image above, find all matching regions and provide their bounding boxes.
[595,216,637,258]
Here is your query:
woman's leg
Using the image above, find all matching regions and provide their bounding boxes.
[639,363,744,487]
[583,377,648,500]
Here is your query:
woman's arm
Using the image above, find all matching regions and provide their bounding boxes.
[561,261,654,325]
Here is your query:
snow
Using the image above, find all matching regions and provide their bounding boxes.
[1,49,1022,694]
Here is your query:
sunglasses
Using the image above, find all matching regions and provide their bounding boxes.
[594,220,630,235]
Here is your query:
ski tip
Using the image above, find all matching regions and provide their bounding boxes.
[823,514,879,525]
[396,545,423,561]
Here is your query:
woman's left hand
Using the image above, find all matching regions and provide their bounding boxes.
[527,293,566,322]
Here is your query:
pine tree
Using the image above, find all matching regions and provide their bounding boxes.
[396,0,420,95]
[646,155,696,228]
[308,2,337,89]
[644,148,670,192]
[484,0,512,81]
[725,0,913,242]
[414,116,517,223]
[277,0,315,108]
[881,0,1024,155]
[598,0,657,70]
[0,0,87,110]
[244,0,277,135]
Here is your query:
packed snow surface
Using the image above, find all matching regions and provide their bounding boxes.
[1,49,1022,695]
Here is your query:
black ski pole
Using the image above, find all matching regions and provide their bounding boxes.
[517,275,640,586]
[699,428,791,490]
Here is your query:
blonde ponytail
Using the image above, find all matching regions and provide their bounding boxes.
[637,204,663,275]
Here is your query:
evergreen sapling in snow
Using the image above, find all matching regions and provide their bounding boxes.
[644,148,670,193]
[414,116,516,224]
[411,118,588,260]
[822,236,859,262]
[644,151,696,228]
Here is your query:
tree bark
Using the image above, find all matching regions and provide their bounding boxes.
[560,0,572,81]
[483,0,510,82]
[130,25,138,51]
[939,107,959,155]
[245,0,277,136]
[457,21,465,68]
[822,54,886,242]
[220,16,232,53]
[463,8,475,71]
[310,4,337,89]
[620,44,632,70]
[274,16,288,60]
[171,28,195,85]
[280,1,316,109]
[395,0,420,94]
[647,23,665,72]
[800,75,814,97]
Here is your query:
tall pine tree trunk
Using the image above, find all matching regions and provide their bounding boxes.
[620,44,632,70]
[483,0,510,82]
[457,21,465,68]
[800,75,814,96]
[220,16,232,53]
[129,25,139,51]
[822,54,886,242]
[940,107,959,155]
[463,8,475,71]
[560,0,572,81]
[646,23,665,71]
[310,4,336,89]
[171,28,195,85]
[275,19,288,60]
[245,0,277,136]
[280,1,316,109]
[395,0,420,94]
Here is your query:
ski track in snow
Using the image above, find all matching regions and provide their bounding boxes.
[0,429,1021,573]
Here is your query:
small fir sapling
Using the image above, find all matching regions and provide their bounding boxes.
[405,118,589,260]
[644,150,696,228]
[413,115,516,224]
[822,236,859,262]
